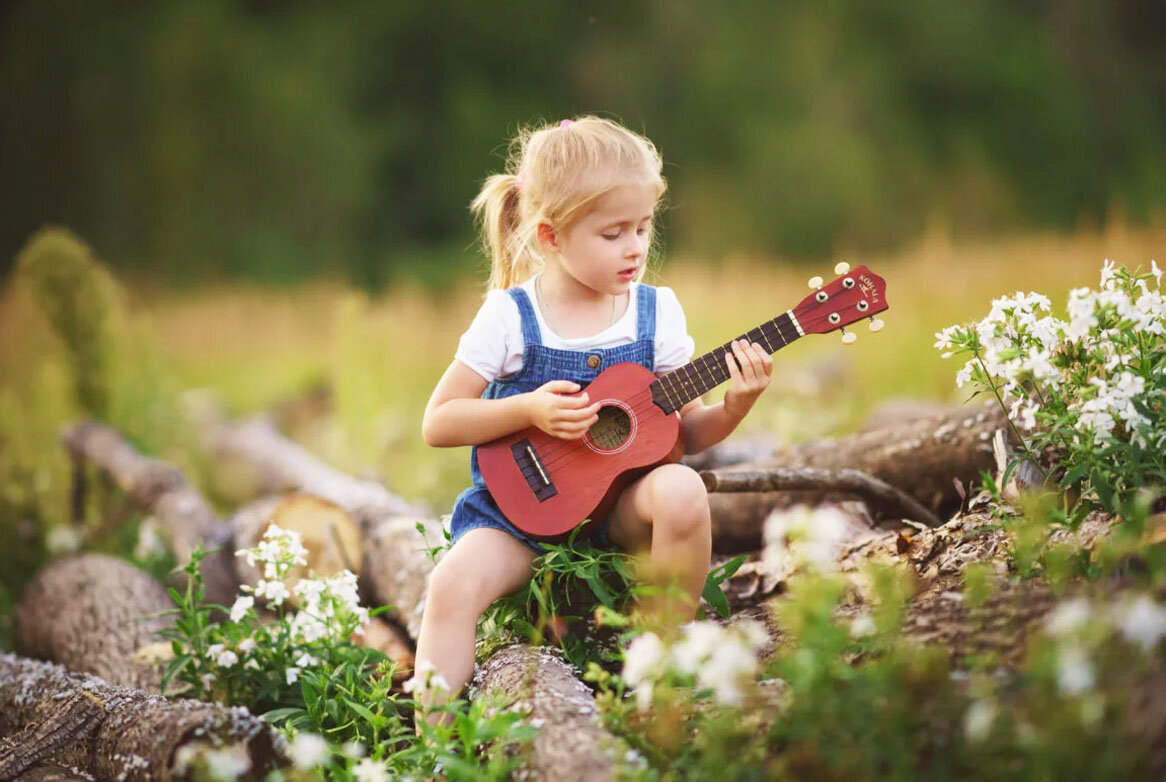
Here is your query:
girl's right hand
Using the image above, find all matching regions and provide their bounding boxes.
[526,380,601,439]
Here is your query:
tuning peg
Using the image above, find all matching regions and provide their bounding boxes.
[807,275,824,289]
[834,261,851,275]
[868,316,885,333]
[841,328,856,345]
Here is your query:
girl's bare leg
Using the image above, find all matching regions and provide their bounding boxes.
[605,463,713,631]
[412,526,537,729]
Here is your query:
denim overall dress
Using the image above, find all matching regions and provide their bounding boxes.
[448,282,659,554]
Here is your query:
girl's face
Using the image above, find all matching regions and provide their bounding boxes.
[545,183,658,297]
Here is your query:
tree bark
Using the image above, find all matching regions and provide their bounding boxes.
[706,402,1005,552]
[470,644,629,782]
[15,554,174,693]
[62,421,237,606]
[0,653,282,782]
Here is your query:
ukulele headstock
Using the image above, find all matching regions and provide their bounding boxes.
[793,262,888,344]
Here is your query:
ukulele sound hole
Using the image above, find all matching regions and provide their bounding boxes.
[587,404,632,450]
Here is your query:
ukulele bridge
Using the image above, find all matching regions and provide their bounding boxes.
[510,438,558,502]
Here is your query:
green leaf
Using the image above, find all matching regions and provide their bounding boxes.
[701,579,731,619]
[261,707,306,724]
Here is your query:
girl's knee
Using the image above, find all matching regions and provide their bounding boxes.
[647,464,710,536]
[425,556,489,620]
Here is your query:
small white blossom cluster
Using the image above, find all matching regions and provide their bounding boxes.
[762,504,852,576]
[1042,594,1166,696]
[621,619,769,711]
[935,259,1164,447]
[401,659,451,698]
[194,525,370,691]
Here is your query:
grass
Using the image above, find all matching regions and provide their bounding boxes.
[1,221,1163,520]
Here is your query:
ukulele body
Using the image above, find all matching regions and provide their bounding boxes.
[478,362,684,540]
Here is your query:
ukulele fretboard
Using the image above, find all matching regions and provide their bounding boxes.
[650,311,802,414]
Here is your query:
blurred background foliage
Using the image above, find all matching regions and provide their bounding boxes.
[2,0,1164,289]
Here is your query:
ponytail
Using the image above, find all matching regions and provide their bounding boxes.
[470,173,537,291]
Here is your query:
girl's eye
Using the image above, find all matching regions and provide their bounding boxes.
[603,232,620,240]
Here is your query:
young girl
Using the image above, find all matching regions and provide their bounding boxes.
[416,116,773,713]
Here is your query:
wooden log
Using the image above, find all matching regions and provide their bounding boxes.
[706,402,1006,552]
[0,653,282,782]
[13,764,95,782]
[207,415,418,524]
[470,644,630,782]
[15,554,173,693]
[230,494,363,590]
[61,421,237,606]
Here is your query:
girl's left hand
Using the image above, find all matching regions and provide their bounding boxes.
[723,339,773,419]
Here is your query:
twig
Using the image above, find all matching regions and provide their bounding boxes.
[700,467,943,527]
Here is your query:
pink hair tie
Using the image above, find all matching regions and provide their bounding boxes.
[560,119,573,128]
[513,175,523,192]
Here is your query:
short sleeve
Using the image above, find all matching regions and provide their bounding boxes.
[454,290,518,382]
[653,286,696,373]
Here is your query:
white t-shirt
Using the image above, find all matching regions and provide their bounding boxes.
[455,274,696,383]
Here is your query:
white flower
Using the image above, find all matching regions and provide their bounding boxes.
[45,526,81,555]
[1055,646,1094,695]
[622,632,666,686]
[237,637,256,654]
[1018,404,1039,430]
[697,638,758,706]
[1116,595,1166,651]
[1151,259,1162,285]
[850,613,876,638]
[204,746,251,781]
[401,661,450,696]
[352,758,387,782]
[255,579,290,607]
[1045,598,1091,637]
[963,699,996,743]
[342,741,366,758]
[294,652,320,668]
[134,518,168,560]
[1100,258,1117,290]
[286,667,301,685]
[763,505,850,573]
[215,649,239,667]
[229,595,254,623]
[671,622,723,675]
[287,732,330,769]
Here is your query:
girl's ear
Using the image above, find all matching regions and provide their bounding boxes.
[536,221,559,254]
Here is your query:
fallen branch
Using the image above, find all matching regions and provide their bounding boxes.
[701,467,942,528]
[62,421,237,606]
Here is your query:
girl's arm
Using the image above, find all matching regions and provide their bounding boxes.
[672,339,773,455]
[421,360,600,447]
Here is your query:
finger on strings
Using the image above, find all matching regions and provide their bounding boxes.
[724,348,741,381]
[732,341,756,382]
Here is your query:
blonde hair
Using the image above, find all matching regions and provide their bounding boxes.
[470,116,667,291]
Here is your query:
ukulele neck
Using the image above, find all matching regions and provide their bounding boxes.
[650,311,803,415]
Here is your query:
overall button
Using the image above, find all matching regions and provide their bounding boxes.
[586,354,601,369]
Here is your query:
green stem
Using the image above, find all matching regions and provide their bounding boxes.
[976,353,1042,470]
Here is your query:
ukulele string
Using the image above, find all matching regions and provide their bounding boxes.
[532,313,808,471]
[530,313,810,473]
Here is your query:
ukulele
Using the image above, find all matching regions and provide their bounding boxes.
[478,262,889,540]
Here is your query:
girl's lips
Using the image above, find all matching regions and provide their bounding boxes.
[618,268,637,278]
